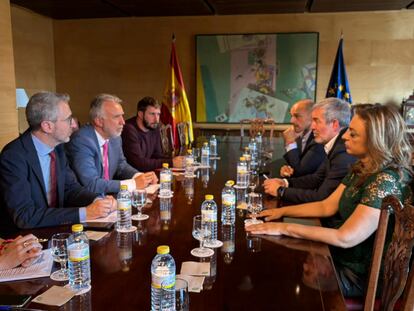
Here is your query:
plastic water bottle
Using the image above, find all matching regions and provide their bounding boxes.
[117,185,132,232]
[201,142,210,167]
[184,149,194,177]
[243,147,251,172]
[236,157,248,188]
[160,163,172,197]
[256,132,263,153]
[209,135,217,156]
[202,195,222,248]
[221,180,236,225]
[67,224,91,293]
[249,138,258,170]
[151,245,176,311]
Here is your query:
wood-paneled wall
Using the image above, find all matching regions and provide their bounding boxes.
[11,6,55,133]
[0,0,18,149]
[51,11,414,123]
[8,6,414,126]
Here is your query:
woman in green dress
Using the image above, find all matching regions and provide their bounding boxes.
[246,103,412,296]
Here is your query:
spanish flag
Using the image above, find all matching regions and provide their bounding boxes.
[161,35,194,148]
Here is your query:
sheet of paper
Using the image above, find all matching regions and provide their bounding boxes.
[146,183,160,195]
[180,261,210,276]
[176,274,205,293]
[0,250,53,282]
[32,285,75,306]
[85,230,109,241]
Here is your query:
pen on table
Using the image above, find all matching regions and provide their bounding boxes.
[263,174,269,180]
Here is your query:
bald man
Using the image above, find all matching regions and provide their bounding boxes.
[280,99,325,178]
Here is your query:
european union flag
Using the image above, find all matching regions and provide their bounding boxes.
[326,38,352,103]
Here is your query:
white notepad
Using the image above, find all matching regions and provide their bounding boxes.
[0,250,53,282]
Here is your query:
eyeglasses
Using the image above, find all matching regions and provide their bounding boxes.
[51,115,73,124]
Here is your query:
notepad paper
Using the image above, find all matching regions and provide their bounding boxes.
[0,250,53,282]
[32,285,75,306]
[176,274,205,293]
[180,261,210,276]
[85,230,109,241]
[145,183,160,195]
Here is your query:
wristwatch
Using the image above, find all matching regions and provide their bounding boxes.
[277,186,286,199]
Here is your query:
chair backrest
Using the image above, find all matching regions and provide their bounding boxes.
[160,124,174,156]
[364,195,414,311]
[177,122,189,147]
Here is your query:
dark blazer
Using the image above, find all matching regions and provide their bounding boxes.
[282,128,356,204]
[66,124,138,194]
[283,132,326,177]
[0,131,97,233]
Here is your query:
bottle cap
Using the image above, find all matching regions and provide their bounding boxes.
[163,163,169,168]
[205,194,214,200]
[203,142,208,146]
[244,147,249,151]
[212,135,215,138]
[72,224,83,232]
[226,180,235,187]
[240,156,246,161]
[120,184,128,190]
[187,149,192,154]
[157,245,170,254]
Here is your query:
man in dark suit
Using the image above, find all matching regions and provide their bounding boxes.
[0,92,115,233]
[280,99,326,177]
[66,94,157,194]
[264,97,356,204]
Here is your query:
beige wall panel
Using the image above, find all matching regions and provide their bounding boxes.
[11,6,55,91]
[0,0,18,149]
[53,11,414,123]
[371,40,414,65]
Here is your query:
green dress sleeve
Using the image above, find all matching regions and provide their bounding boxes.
[359,171,401,209]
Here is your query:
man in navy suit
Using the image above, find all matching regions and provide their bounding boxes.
[0,92,115,233]
[264,97,356,204]
[66,94,157,195]
[280,99,326,178]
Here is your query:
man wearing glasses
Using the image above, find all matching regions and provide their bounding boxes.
[0,92,115,234]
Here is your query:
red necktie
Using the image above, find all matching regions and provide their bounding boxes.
[49,151,57,208]
[103,141,109,180]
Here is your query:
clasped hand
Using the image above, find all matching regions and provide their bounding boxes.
[263,178,285,196]
[86,195,116,220]
[0,234,43,270]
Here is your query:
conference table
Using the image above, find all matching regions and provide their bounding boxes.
[0,138,347,310]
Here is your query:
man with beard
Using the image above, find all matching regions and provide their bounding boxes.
[279,99,325,178]
[66,94,157,195]
[121,96,184,172]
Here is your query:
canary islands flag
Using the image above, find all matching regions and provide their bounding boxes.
[161,35,194,148]
[326,38,352,103]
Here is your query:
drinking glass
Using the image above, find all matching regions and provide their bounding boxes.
[244,192,264,225]
[131,189,149,221]
[175,277,189,311]
[249,171,259,192]
[50,232,70,281]
[190,215,214,257]
[192,148,201,164]
[161,277,189,311]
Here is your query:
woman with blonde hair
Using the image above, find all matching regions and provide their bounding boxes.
[246,103,412,296]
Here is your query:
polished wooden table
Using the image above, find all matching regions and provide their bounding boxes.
[0,139,346,310]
